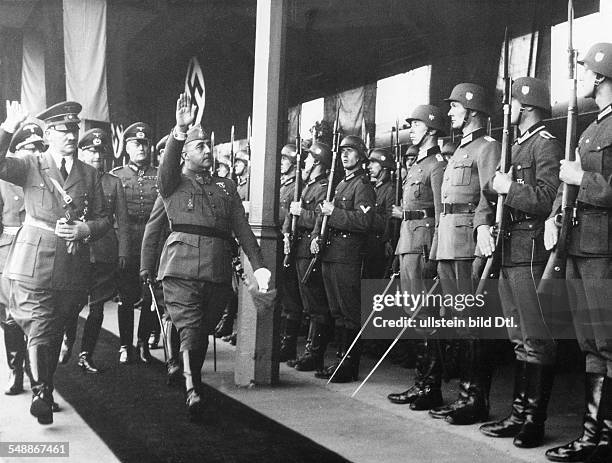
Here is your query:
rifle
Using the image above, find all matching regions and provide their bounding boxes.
[301,108,341,284]
[211,131,216,174]
[538,0,578,290]
[476,27,512,295]
[230,124,237,183]
[245,116,252,201]
[392,118,402,250]
[283,110,303,267]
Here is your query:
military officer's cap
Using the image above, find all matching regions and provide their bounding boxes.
[339,135,367,159]
[306,141,332,168]
[9,121,45,152]
[78,128,111,153]
[368,147,395,170]
[578,42,612,79]
[184,124,210,145]
[445,83,490,116]
[156,134,169,152]
[281,143,297,163]
[123,122,153,143]
[235,149,249,166]
[512,77,551,113]
[36,101,81,130]
[406,105,448,135]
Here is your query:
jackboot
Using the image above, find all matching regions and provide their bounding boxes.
[514,363,555,448]
[28,345,53,425]
[214,306,235,338]
[584,376,612,463]
[182,350,204,422]
[388,340,427,405]
[165,320,182,386]
[480,360,528,438]
[4,324,26,395]
[294,321,332,372]
[409,339,443,411]
[315,328,361,383]
[137,339,152,363]
[288,321,314,368]
[545,373,603,462]
[315,325,343,379]
[279,317,300,362]
[77,352,99,374]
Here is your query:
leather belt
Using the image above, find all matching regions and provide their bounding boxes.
[171,224,231,242]
[577,202,612,212]
[2,226,20,236]
[403,208,435,220]
[441,203,475,214]
[508,209,537,223]
[329,228,363,239]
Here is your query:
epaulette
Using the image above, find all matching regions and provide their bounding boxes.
[110,166,123,173]
[107,171,119,178]
[539,130,556,140]
[484,136,496,142]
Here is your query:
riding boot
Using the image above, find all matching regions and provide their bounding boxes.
[214,306,235,338]
[584,376,612,463]
[480,360,528,438]
[4,324,26,395]
[28,345,54,425]
[80,301,104,357]
[294,321,332,372]
[388,339,427,405]
[410,339,443,410]
[320,328,360,383]
[279,317,300,362]
[514,363,555,448]
[288,321,314,368]
[182,350,204,422]
[315,325,344,379]
[165,320,182,386]
[545,373,604,462]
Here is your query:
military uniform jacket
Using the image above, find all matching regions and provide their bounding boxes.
[371,175,394,242]
[282,174,328,259]
[279,172,296,225]
[90,172,129,265]
[0,129,110,291]
[0,179,25,267]
[237,174,249,202]
[396,146,446,256]
[434,128,501,260]
[552,104,612,257]
[483,122,562,266]
[313,168,376,264]
[140,195,170,275]
[157,133,265,283]
[111,163,158,262]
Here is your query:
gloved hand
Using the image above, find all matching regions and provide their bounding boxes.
[283,233,291,255]
[476,225,495,257]
[1,100,27,133]
[310,236,320,254]
[544,216,559,250]
[140,269,151,284]
[253,267,271,293]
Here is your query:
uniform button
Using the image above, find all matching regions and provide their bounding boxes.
[586,139,590,144]
[443,194,448,198]
[425,223,430,227]
[517,165,522,170]
[40,183,44,187]
[342,197,346,200]
[463,154,468,158]
[597,146,601,150]
[445,176,449,180]
[14,196,19,201]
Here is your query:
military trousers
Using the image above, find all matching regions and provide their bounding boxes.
[437,259,479,339]
[566,255,612,377]
[363,238,388,279]
[117,261,153,345]
[400,253,438,333]
[279,259,303,321]
[321,261,361,330]
[162,277,233,352]
[499,265,556,365]
[295,257,330,325]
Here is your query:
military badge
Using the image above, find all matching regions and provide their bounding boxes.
[595,52,604,62]
[465,92,473,101]
[521,85,530,95]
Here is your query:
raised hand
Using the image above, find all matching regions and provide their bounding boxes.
[3,100,27,132]
[175,93,195,130]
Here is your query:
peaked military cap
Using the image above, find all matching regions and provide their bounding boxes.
[184,124,210,145]
[36,101,81,130]
[512,77,551,113]
[406,104,448,135]
[368,147,395,170]
[445,83,490,116]
[124,122,152,143]
[578,42,612,79]
[79,128,111,152]
[156,134,169,152]
[9,120,45,152]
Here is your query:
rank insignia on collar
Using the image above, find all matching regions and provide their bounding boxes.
[360,205,371,213]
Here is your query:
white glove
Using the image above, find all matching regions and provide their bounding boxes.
[253,267,271,293]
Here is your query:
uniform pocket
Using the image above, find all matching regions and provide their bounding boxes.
[579,211,609,254]
[11,234,41,277]
[452,214,475,258]
[514,159,534,186]
[451,159,473,186]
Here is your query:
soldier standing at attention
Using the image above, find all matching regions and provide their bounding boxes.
[158,93,270,421]
[58,128,129,373]
[0,101,110,425]
[311,135,375,383]
[234,150,250,202]
[112,122,158,364]
[479,77,562,448]
[387,105,447,411]
[427,83,501,425]
[544,42,612,463]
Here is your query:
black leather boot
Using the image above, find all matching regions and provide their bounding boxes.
[480,360,528,438]
[514,363,555,448]
[410,339,443,411]
[288,321,314,368]
[77,352,99,374]
[214,306,235,338]
[137,339,152,363]
[28,345,54,425]
[165,320,182,386]
[546,373,603,462]
[182,350,204,422]
[294,321,331,372]
[316,328,360,383]
[4,324,26,395]
[279,317,300,362]
[585,376,612,463]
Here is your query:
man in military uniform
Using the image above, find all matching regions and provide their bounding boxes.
[57,129,129,373]
[428,83,501,425]
[0,121,43,395]
[310,135,376,382]
[478,77,562,448]
[234,149,250,202]
[111,122,158,364]
[278,143,305,362]
[0,101,110,425]
[387,104,447,411]
[363,147,395,279]
[158,93,270,421]
[544,42,612,463]
[283,141,333,372]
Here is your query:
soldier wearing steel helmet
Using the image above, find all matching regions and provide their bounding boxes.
[111,122,159,364]
[478,77,562,448]
[310,134,376,382]
[283,141,333,372]
[387,104,448,411]
[544,42,612,463]
[234,149,250,202]
[427,83,501,426]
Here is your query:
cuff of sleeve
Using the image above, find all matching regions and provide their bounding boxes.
[505,182,519,207]
[173,127,187,141]
[0,123,15,134]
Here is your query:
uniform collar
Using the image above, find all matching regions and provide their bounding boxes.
[49,151,73,175]
[184,169,212,185]
[515,121,545,145]
[598,104,612,123]
[459,127,486,147]
[280,173,296,186]
[307,173,327,185]
[416,145,441,164]
[344,168,364,182]
[237,175,248,185]
[128,161,149,176]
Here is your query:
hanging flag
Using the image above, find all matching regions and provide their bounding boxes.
[184,57,206,126]
[111,122,125,161]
